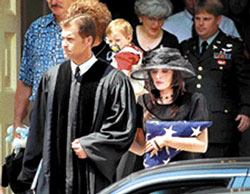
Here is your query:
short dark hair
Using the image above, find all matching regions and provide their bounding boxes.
[61,14,96,45]
[195,0,223,17]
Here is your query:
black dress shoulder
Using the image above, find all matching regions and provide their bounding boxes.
[132,29,180,56]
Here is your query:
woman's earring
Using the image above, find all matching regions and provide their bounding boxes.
[139,18,142,23]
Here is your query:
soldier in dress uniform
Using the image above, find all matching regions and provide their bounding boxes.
[181,0,250,158]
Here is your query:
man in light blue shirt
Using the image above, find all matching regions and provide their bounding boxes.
[162,0,240,43]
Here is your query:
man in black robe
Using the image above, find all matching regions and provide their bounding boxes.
[18,13,136,194]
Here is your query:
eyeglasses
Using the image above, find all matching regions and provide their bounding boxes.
[147,16,166,22]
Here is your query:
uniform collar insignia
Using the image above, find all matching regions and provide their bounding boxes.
[226,43,233,48]
[216,40,221,44]
[213,45,218,50]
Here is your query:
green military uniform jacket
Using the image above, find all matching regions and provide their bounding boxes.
[181,30,250,143]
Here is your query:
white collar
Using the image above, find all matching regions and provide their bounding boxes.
[184,9,193,21]
[71,54,97,76]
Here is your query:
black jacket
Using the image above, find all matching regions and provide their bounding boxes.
[18,60,137,194]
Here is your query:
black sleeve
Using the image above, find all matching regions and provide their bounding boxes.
[232,39,250,117]
[162,31,180,51]
[136,95,144,129]
[189,92,209,121]
[18,75,48,184]
[78,72,137,182]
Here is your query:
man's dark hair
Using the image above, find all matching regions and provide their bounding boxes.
[61,14,96,45]
[195,0,223,17]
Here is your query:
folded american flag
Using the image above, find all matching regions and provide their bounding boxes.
[144,120,212,169]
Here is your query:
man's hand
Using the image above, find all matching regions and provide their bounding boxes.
[235,114,250,132]
[13,122,24,139]
[71,139,87,159]
[0,185,4,194]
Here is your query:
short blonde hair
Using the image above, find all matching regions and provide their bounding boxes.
[105,19,133,41]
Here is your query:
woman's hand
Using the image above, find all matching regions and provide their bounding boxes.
[145,136,167,157]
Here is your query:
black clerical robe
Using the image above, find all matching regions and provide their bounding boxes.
[18,60,137,194]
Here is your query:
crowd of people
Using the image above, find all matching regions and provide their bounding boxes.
[1,0,250,193]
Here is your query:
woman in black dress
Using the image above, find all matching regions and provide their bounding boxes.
[130,47,209,167]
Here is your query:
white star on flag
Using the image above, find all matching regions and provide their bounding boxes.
[165,146,170,155]
[163,125,177,138]
[191,126,201,137]
[162,158,171,164]
[143,159,149,168]
[146,132,151,140]
[149,121,160,125]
